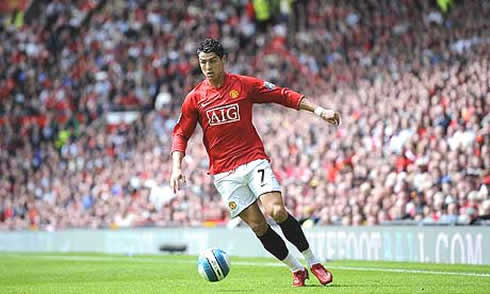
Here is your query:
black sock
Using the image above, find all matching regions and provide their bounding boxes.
[257,225,289,260]
[278,213,310,252]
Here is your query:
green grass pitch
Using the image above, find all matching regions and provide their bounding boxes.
[1,253,489,293]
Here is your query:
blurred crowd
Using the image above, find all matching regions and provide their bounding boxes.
[0,0,489,231]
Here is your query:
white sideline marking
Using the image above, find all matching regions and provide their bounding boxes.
[329,265,490,278]
[234,261,490,278]
[4,254,490,278]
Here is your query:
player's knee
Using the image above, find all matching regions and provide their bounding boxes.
[267,204,288,223]
[249,221,268,236]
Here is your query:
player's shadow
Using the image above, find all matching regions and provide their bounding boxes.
[327,283,392,288]
[325,284,358,288]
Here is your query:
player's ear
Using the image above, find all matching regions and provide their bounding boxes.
[221,54,227,63]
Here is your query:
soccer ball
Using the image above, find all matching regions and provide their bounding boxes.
[197,248,231,282]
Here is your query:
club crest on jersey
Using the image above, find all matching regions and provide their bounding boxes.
[264,81,275,90]
[229,89,239,99]
[206,103,240,126]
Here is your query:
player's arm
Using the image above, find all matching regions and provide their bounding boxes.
[170,151,186,193]
[299,97,341,126]
[170,96,198,193]
[249,78,303,110]
[247,76,340,126]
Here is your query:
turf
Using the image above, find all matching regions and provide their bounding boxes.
[0,253,489,293]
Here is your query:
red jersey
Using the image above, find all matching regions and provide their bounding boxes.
[171,73,304,174]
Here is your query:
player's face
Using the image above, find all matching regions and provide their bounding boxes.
[198,52,225,83]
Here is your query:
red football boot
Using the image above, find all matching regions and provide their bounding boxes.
[292,268,309,287]
[310,263,333,285]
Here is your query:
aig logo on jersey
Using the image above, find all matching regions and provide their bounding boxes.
[206,103,240,126]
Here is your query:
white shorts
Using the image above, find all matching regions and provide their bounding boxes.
[213,159,281,218]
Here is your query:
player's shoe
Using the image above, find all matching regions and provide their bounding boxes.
[292,268,309,287]
[310,263,333,285]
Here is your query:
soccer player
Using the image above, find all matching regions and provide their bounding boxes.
[170,39,338,287]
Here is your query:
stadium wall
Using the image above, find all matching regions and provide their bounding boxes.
[0,226,488,265]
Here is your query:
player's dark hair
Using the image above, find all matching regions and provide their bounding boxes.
[197,38,225,58]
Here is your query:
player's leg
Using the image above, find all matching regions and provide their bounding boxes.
[260,192,333,285]
[212,167,305,284]
[247,159,333,285]
[238,201,305,274]
[260,192,315,260]
[247,159,317,263]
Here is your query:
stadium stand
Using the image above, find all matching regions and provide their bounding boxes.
[0,0,488,231]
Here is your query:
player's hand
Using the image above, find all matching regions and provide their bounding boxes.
[318,109,341,126]
[170,169,186,193]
